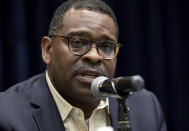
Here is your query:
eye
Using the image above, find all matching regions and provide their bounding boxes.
[70,38,84,48]
[99,41,115,55]
[69,37,90,52]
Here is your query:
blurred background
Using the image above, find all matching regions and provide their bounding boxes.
[0,0,188,130]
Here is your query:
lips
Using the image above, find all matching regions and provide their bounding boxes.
[82,74,98,79]
[74,68,102,84]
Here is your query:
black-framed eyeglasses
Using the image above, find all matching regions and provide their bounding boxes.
[50,35,122,60]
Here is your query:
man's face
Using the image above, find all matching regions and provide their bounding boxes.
[44,9,117,103]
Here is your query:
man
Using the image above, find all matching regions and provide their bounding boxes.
[0,0,167,131]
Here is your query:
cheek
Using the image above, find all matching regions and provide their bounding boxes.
[53,54,72,74]
[104,58,117,78]
[50,44,73,76]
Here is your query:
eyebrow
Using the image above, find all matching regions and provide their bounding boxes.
[66,31,91,37]
[66,31,116,41]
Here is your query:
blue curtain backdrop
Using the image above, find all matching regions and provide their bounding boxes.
[0,0,188,130]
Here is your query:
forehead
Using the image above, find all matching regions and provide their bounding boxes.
[60,8,117,41]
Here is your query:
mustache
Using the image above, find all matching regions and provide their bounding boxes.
[72,64,108,77]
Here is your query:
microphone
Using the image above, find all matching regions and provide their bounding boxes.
[91,75,144,99]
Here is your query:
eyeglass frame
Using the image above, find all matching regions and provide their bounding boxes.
[49,34,122,60]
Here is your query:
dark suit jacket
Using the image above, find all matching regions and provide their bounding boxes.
[0,74,167,131]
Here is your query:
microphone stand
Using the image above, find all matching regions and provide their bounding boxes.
[117,93,132,131]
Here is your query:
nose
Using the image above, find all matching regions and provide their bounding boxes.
[81,45,103,64]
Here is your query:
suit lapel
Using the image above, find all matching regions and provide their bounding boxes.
[30,74,65,131]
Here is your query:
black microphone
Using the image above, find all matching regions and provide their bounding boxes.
[91,75,144,99]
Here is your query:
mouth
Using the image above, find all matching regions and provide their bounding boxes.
[74,69,102,85]
[82,74,98,79]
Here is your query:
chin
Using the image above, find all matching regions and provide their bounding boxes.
[73,91,99,103]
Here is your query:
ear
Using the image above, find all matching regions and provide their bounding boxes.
[41,36,53,65]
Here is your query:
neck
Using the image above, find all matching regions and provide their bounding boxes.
[70,100,100,119]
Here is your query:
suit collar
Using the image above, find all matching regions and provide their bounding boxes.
[30,73,65,131]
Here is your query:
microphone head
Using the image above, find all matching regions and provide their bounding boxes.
[131,75,145,91]
[91,76,108,99]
